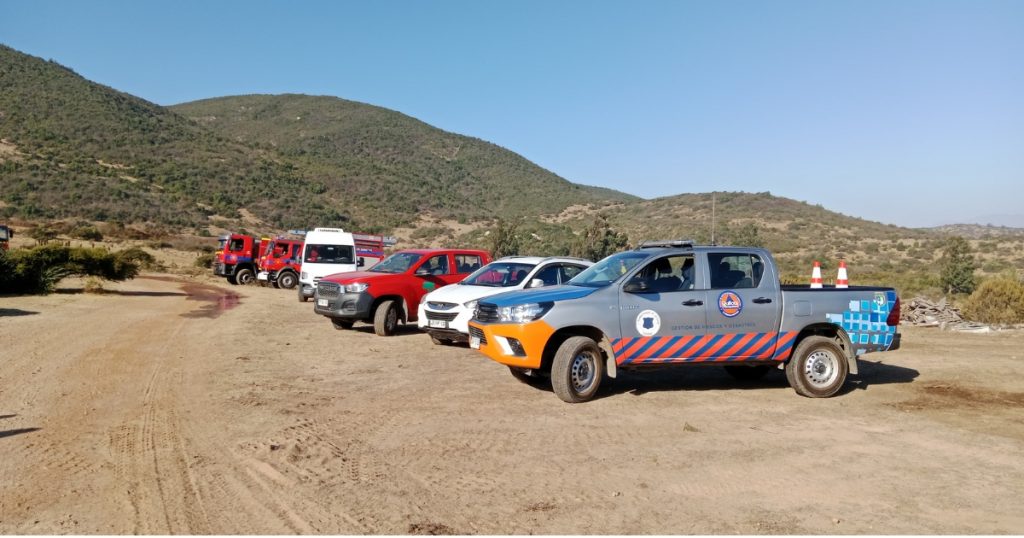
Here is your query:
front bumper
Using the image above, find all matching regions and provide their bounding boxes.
[417,304,472,335]
[214,263,236,277]
[313,289,375,320]
[466,320,556,370]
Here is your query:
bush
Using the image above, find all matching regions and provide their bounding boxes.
[0,244,141,294]
[962,276,1024,325]
[195,252,215,269]
[70,225,104,241]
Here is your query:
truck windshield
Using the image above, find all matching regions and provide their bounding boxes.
[0,228,9,241]
[304,244,354,264]
[370,252,423,273]
[568,251,650,288]
[462,262,535,287]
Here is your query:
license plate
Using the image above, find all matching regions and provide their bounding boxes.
[317,299,328,307]
[257,272,269,281]
[470,336,480,349]
[428,319,448,329]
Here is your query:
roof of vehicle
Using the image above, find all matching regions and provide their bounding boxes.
[494,255,594,265]
[634,240,771,255]
[392,248,490,256]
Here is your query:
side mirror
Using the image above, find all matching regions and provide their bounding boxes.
[623,280,650,294]
[527,278,545,289]
[357,257,365,268]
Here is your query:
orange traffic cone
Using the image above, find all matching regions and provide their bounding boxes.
[836,260,849,288]
[810,261,823,288]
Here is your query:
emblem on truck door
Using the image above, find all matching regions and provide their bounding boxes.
[718,291,743,318]
[636,310,661,336]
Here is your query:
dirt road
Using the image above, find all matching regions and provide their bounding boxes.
[1,275,1023,534]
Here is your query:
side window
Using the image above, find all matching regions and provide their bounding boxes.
[708,253,763,289]
[455,254,482,274]
[629,255,693,293]
[229,238,245,251]
[559,264,585,283]
[423,254,450,275]
[533,265,561,286]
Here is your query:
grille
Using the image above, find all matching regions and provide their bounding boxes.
[475,302,499,322]
[427,301,457,310]
[468,325,487,345]
[425,311,458,322]
[317,282,341,298]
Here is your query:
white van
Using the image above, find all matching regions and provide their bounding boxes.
[297,228,384,302]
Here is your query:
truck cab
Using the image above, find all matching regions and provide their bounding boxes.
[214,233,267,285]
[257,237,304,289]
[468,241,900,403]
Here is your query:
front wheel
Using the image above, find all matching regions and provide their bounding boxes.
[297,287,308,303]
[277,271,297,289]
[373,300,399,336]
[235,268,255,285]
[785,335,849,398]
[551,336,605,403]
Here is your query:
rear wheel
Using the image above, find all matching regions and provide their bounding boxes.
[277,271,297,289]
[373,300,399,336]
[785,335,849,398]
[551,336,605,403]
[235,268,255,285]
[724,364,772,381]
[332,318,355,330]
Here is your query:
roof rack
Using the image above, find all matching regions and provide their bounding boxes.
[638,239,694,249]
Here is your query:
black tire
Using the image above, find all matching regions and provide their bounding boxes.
[277,271,297,290]
[724,364,772,381]
[785,335,849,398]
[227,275,238,285]
[332,318,355,330]
[297,287,308,303]
[551,336,605,403]
[373,300,399,336]
[235,268,255,285]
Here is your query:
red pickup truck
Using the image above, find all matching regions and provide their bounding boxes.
[313,248,491,336]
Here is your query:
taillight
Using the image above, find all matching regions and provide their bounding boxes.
[886,297,901,326]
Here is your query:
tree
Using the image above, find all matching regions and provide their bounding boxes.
[570,214,629,261]
[489,219,521,258]
[940,236,976,295]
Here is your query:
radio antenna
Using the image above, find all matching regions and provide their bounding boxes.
[711,192,717,245]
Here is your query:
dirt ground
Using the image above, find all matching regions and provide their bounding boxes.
[1,274,1023,535]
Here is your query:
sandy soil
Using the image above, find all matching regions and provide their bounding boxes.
[1,274,1023,534]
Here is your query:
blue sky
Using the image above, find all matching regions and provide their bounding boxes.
[2,0,1022,227]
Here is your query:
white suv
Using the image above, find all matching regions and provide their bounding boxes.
[417,256,593,345]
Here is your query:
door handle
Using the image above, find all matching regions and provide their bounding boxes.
[682,299,704,306]
[753,297,773,304]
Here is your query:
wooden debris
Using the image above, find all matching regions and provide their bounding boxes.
[901,296,991,332]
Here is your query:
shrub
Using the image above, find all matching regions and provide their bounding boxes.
[940,236,976,295]
[195,252,215,269]
[0,244,141,294]
[962,276,1024,325]
[70,225,104,241]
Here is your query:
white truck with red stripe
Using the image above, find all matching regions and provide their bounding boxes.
[467,240,901,403]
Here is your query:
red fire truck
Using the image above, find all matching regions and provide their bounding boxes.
[213,233,272,285]
[256,237,304,289]
[0,225,12,251]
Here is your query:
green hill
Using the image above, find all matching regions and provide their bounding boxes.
[0,45,346,230]
[170,94,637,228]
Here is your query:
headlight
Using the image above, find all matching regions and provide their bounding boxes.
[344,282,369,293]
[497,302,553,323]
[463,299,478,310]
